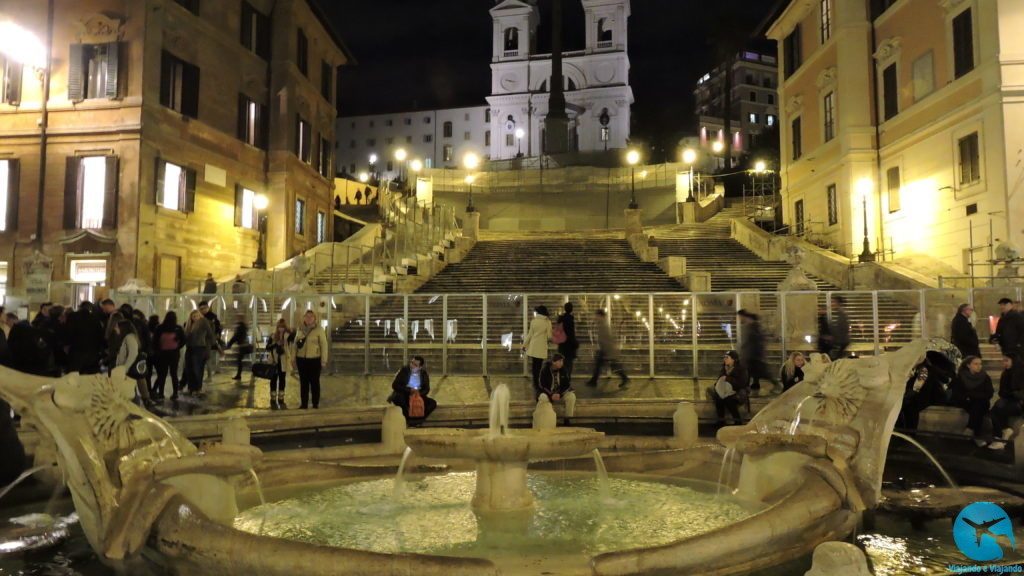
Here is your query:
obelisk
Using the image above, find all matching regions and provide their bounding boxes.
[544,0,569,154]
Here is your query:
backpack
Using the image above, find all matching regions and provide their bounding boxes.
[408,393,425,418]
[551,322,567,345]
[159,331,178,351]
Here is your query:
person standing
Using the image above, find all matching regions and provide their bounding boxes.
[112,319,150,406]
[226,316,252,381]
[183,310,217,397]
[555,302,580,384]
[231,275,248,294]
[816,304,831,356]
[987,353,1024,451]
[523,305,552,392]
[738,309,779,395]
[709,351,749,426]
[585,309,629,389]
[266,319,293,404]
[198,301,223,380]
[537,353,576,425]
[67,302,105,375]
[950,303,981,358]
[152,312,184,400]
[293,310,329,409]
[202,273,217,294]
[951,355,994,445]
[388,356,437,424]
[992,298,1024,357]
[828,296,850,360]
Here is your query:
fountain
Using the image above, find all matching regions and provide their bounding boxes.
[403,384,604,511]
[0,341,947,576]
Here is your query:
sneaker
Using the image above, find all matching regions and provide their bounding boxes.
[974,438,990,448]
[988,440,1007,451]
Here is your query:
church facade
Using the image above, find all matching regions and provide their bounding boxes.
[336,0,633,179]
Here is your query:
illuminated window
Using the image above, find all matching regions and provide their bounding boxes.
[295,198,306,235]
[1,56,23,105]
[316,211,326,243]
[958,132,980,185]
[69,43,121,101]
[822,92,835,142]
[235,186,256,229]
[0,261,7,298]
[296,116,311,163]
[238,94,267,148]
[155,159,196,213]
[0,159,18,232]
[81,157,107,228]
[443,145,453,162]
[826,184,838,226]
[64,156,118,229]
[69,259,107,283]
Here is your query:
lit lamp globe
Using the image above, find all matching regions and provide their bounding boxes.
[463,152,480,170]
[369,153,378,164]
[682,149,697,202]
[253,194,269,212]
[410,159,423,173]
[395,148,407,162]
[626,150,640,209]
[754,160,767,173]
[711,141,724,154]
[682,149,697,165]
[626,150,640,166]
[358,172,369,183]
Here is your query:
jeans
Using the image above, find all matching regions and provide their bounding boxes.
[990,398,1023,434]
[711,389,742,424]
[530,356,544,391]
[205,349,219,379]
[589,350,626,384]
[271,359,287,394]
[296,357,322,408]
[185,347,209,393]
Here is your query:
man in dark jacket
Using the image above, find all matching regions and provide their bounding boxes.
[555,302,579,384]
[992,298,1024,356]
[537,353,575,425]
[388,356,436,423]
[198,301,223,380]
[950,303,980,358]
[67,302,105,375]
[988,353,1024,450]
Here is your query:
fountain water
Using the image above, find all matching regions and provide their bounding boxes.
[0,465,52,504]
[788,393,823,435]
[393,446,413,500]
[488,384,510,436]
[591,449,611,500]
[715,447,736,498]
[890,431,960,492]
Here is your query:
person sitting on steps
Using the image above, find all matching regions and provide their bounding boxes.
[388,356,436,425]
[537,353,576,426]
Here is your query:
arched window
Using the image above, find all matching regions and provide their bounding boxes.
[597,18,613,42]
[567,78,576,91]
[503,28,519,52]
[443,121,453,138]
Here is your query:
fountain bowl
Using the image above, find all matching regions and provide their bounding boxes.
[404,427,604,462]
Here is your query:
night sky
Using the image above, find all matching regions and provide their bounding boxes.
[319,0,777,158]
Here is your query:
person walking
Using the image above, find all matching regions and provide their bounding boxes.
[226,316,252,381]
[555,302,580,385]
[992,298,1024,357]
[709,351,750,426]
[951,355,994,445]
[388,356,437,424]
[828,296,850,360]
[523,305,552,392]
[816,304,831,356]
[738,309,779,396]
[988,353,1024,450]
[231,275,248,294]
[202,273,217,294]
[950,303,981,358]
[537,353,576,425]
[198,301,223,380]
[266,319,293,404]
[183,309,217,397]
[293,310,329,409]
[111,319,150,406]
[585,309,629,389]
[152,312,185,400]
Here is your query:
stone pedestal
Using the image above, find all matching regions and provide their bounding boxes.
[673,402,698,448]
[778,267,818,351]
[222,417,250,445]
[687,271,712,292]
[532,397,557,430]
[804,542,872,576]
[381,405,407,453]
[463,211,481,241]
[473,460,534,511]
[677,201,696,224]
[624,208,643,238]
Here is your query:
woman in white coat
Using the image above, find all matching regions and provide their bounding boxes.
[522,305,552,393]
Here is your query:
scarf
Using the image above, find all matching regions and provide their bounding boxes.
[959,369,988,391]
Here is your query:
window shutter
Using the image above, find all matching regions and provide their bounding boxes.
[102,156,119,228]
[183,167,197,213]
[63,157,81,229]
[6,159,19,232]
[182,63,200,118]
[154,158,166,205]
[241,2,253,49]
[104,41,120,99]
[257,11,271,60]
[234,184,243,226]
[237,94,247,141]
[68,44,84,102]
[4,61,23,105]
[159,52,171,108]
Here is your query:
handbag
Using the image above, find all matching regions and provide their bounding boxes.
[551,322,567,345]
[408,393,425,418]
[238,343,255,355]
[127,352,148,379]
[252,362,277,380]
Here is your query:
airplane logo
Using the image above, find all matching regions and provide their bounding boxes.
[954,502,1016,562]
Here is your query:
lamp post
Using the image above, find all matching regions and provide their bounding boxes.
[515,128,525,157]
[368,153,377,181]
[682,148,697,202]
[858,187,875,263]
[394,148,407,188]
[463,152,479,212]
[252,194,269,270]
[626,149,640,209]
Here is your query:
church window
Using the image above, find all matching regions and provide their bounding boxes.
[485,130,491,146]
[443,121,453,138]
[443,145,453,162]
[503,28,519,53]
[597,18,613,43]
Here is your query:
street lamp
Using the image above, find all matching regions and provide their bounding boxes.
[858,179,876,263]
[463,152,479,212]
[711,140,724,154]
[394,148,407,187]
[515,128,525,157]
[682,148,697,202]
[368,153,377,180]
[754,160,767,173]
[626,149,640,209]
[252,194,269,270]
[465,175,476,212]
[358,172,368,183]
[410,159,423,196]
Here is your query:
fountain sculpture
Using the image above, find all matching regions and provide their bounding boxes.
[0,341,932,575]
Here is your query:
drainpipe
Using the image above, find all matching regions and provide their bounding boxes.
[868,12,885,261]
[34,0,54,245]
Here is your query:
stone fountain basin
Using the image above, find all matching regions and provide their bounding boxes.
[404,427,605,462]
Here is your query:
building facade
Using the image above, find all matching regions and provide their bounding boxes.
[336,0,633,179]
[0,0,348,302]
[694,50,779,166]
[767,0,1023,275]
